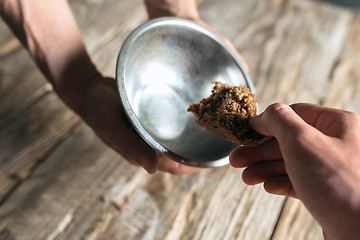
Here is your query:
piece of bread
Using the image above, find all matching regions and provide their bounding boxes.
[187,82,264,146]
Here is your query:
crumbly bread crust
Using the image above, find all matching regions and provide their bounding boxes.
[187,82,264,146]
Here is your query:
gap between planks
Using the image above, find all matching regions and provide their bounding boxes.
[0,121,82,206]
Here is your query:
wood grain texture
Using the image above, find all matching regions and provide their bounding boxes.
[200,0,353,111]
[69,0,146,76]
[0,25,51,130]
[0,121,282,240]
[323,13,360,114]
[0,124,284,239]
[270,9,360,240]
[0,0,358,239]
[272,198,323,240]
[0,93,80,201]
[0,0,144,204]
[0,125,139,240]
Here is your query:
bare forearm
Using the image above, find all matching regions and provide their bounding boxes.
[0,0,99,111]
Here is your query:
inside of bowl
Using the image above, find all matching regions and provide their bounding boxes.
[120,20,250,165]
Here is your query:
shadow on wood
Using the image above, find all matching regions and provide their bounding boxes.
[317,0,360,8]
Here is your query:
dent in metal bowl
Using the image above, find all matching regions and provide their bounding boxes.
[116,17,255,168]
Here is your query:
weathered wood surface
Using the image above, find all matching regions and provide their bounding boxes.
[0,0,359,239]
[323,13,360,112]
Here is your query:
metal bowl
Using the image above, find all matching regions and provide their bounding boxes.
[116,17,255,168]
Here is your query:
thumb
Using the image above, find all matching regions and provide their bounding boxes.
[250,103,310,142]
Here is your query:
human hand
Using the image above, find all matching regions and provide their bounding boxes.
[230,103,360,240]
[144,0,200,21]
[0,0,199,175]
[76,74,199,175]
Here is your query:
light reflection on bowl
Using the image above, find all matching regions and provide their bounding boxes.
[116,17,255,167]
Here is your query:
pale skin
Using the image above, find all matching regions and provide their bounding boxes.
[230,103,360,240]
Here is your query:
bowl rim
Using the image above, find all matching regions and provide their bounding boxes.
[116,17,255,168]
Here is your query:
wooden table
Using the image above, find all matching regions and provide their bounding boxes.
[1,0,359,239]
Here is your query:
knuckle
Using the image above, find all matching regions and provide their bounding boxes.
[346,111,360,122]
[266,103,292,116]
[344,111,360,133]
[337,111,360,129]
[264,103,293,126]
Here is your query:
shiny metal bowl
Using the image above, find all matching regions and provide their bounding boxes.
[116,17,255,168]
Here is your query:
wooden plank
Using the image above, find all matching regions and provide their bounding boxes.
[0,1,287,238]
[315,0,360,8]
[0,92,80,201]
[0,24,51,129]
[0,122,284,240]
[201,0,354,239]
[323,13,360,114]
[272,198,323,240]
[0,0,316,239]
[200,0,353,111]
[0,1,356,240]
[178,169,284,240]
[0,125,142,240]
[0,123,201,240]
[273,10,360,240]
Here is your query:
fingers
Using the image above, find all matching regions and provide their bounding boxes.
[138,151,201,175]
[136,149,159,174]
[290,103,345,128]
[263,176,298,198]
[230,102,360,201]
[242,160,286,185]
[252,102,360,140]
[144,0,200,20]
[290,103,329,126]
[291,103,360,138]
[157,155,201,174]
[239,159,298,198]
[230,138,281,168]
[250,103,310,142]
[230,103,309,198]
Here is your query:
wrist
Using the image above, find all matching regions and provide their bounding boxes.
[53,62,101,115]
[1,0,101,114]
